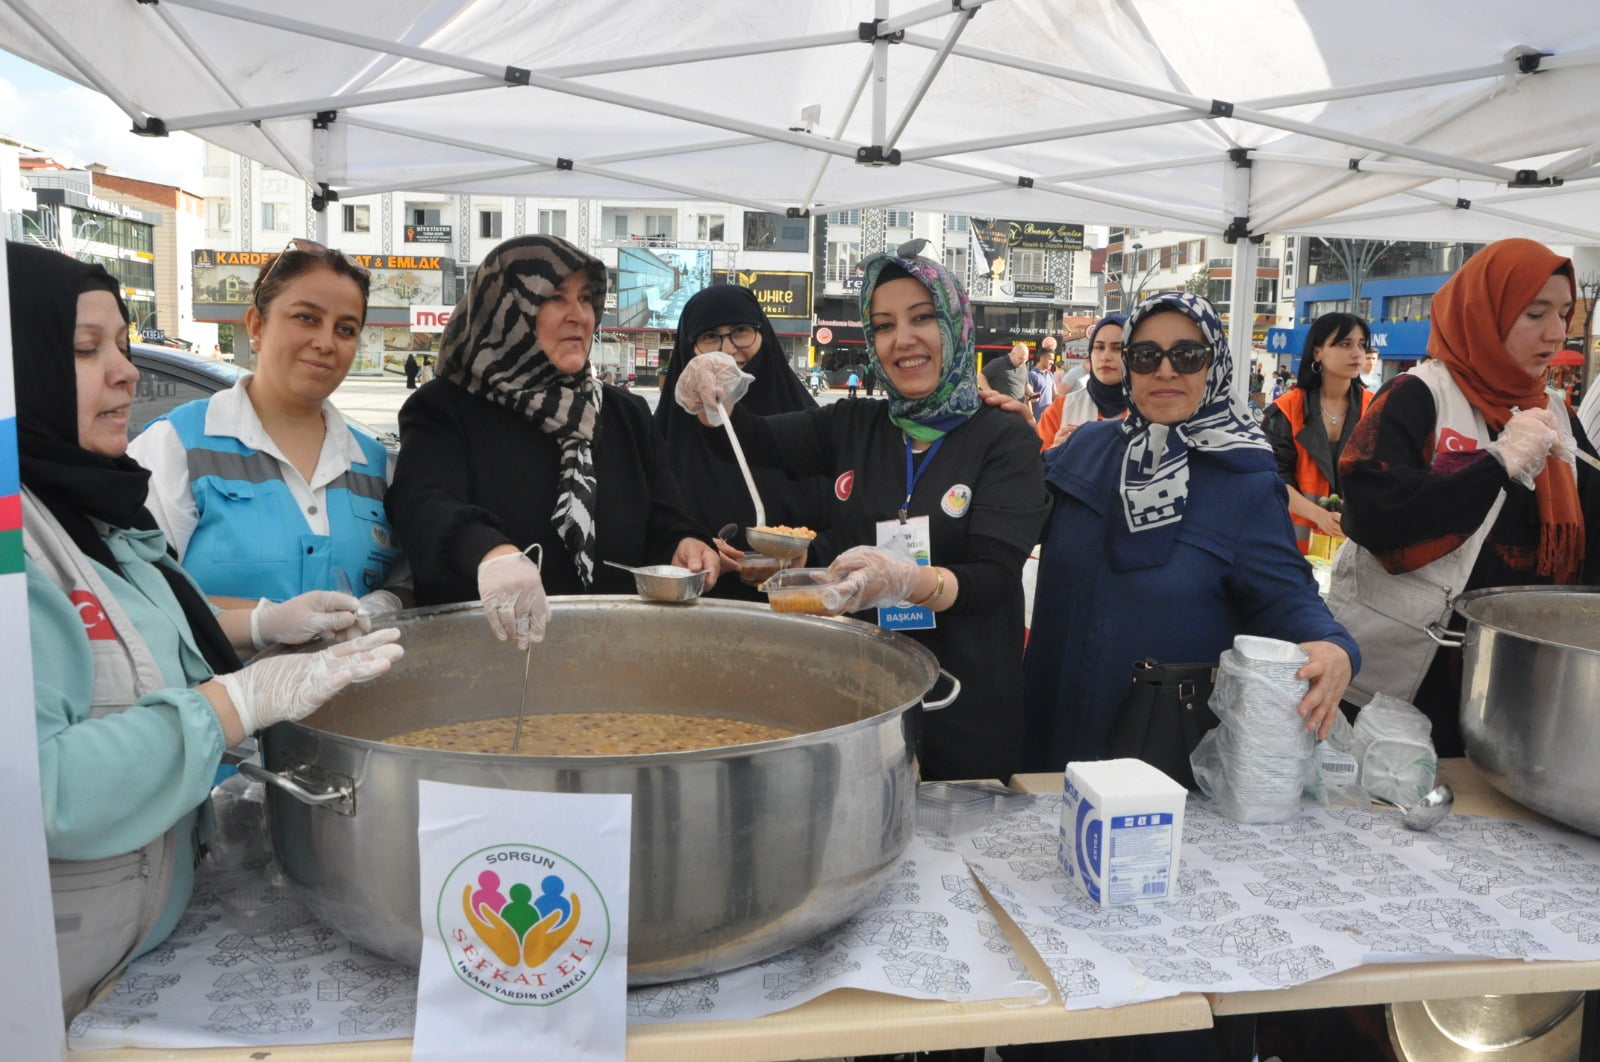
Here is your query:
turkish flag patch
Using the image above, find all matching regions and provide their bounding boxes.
[1437,427,1477,454]
[835,469,855,501]
[69,590,116,641]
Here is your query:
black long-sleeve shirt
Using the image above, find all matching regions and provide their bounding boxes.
[388,378,709,603]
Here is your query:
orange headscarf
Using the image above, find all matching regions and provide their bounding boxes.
[1428,237,1581,582]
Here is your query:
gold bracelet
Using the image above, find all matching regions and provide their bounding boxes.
[911,567,945,608]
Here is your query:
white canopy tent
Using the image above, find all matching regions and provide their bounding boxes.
[3,2,1600,1050]
[4,0,1600,360]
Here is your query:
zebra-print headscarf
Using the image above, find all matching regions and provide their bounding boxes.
[1112,290,1273,571]
[435,236,607,587]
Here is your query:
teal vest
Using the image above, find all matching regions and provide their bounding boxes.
[159,400,398,601]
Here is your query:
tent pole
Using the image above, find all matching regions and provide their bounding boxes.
[871,0,890,148]
[311,121,331,244]
[1226,157,1256,408]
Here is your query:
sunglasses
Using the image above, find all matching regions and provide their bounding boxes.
[694,323,761,354]
[255,237,369,307]
[1124,340,1214,375]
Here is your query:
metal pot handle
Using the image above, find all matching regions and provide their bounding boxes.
[921,669,961,712]
[238,761,356,817]
[1425,622,1464,648]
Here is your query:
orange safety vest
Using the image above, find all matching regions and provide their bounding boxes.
[1270,387,1373,545]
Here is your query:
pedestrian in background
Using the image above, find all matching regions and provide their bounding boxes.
[981,341,1029,400]
[404,352,420,388]
[1262,312,1376,552]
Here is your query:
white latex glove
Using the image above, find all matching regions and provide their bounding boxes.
[478,549,551,650]
[1486,407,1559,488]
[251,590,363,650]
[825,545,927,613]
[673,351,753,426]
[216,628,403,734]
[357,589,403,620]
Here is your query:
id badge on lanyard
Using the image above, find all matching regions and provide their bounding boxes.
[874,436,942,632]
[875,515,934,630]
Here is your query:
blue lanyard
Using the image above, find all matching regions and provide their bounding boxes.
[900,436,945,522]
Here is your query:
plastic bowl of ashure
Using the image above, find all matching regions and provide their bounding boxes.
[759,567,847,615]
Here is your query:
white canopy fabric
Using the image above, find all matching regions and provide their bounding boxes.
[4,0,1599,246]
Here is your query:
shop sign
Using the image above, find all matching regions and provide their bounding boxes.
[406,224,452,244]
[733,270,812,320]
[816,326,834,344]
[410,305,454,333]
[1014,281,1056,301]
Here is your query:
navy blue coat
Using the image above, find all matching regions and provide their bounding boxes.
[1021,419,1359,774]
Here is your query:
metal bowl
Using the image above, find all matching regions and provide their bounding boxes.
[250,599,947,984]
[627,563,709,602]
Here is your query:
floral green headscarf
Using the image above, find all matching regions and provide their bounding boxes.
[858,253,981,442]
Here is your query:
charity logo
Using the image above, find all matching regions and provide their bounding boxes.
[835,469,855,500]
[438,844,610,1005]
[941,483,972,518]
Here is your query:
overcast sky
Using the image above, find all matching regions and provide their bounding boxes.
[0,52,206,191]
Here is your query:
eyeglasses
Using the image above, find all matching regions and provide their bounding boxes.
[1124,340,1214,375]
[254,237,369,307]
[694,323,761,354]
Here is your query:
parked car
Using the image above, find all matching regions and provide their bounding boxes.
[129,344,399,455]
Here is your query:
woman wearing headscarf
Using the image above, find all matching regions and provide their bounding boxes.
[655,284,834,589]
[1035,314,1128,451]
[674,251,1049,782]
[1021,291,1356,774]
[12,242,402,1019]
[385,235,718,648]
[1261,312,1377,550]
[1330,237,1600,757]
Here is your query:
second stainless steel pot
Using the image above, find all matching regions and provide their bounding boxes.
[1438,585,1600,836]
[247,598,955,984]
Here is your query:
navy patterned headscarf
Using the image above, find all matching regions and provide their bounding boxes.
[1112,291,1272,571]
[858,253,981,442]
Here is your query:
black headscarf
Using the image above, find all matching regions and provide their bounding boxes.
[9,241,240,675]
[654,285,832,545]
[1085,313,1129,418]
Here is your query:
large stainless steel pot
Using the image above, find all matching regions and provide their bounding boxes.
[1437,585,1600,836]
[243,598,954,984]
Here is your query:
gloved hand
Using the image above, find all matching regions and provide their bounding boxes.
[673,351,753,426]
[478,549,551,650]
[216,628,403,734]
[251,590,363,650]
[825,546,929,613]
[1486,407,1559,488]
[357,590,404,620]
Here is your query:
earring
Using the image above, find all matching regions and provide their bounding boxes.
[1309,358,1322,375]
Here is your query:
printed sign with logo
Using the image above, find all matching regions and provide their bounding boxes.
[412,780,630,1060]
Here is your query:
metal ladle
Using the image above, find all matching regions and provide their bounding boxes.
[1377,783,1455,831]
[715,399,812,560]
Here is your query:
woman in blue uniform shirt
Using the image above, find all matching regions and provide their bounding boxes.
[13,242,403,1019]
[674,250,1049,782]
[130,239,404,620]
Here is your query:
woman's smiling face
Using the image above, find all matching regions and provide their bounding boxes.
[868,277,944,400]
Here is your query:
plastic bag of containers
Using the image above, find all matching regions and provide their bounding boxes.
[1306,711,1367,806]
[1352,693,1438,806]
[1191,635,1317,823]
